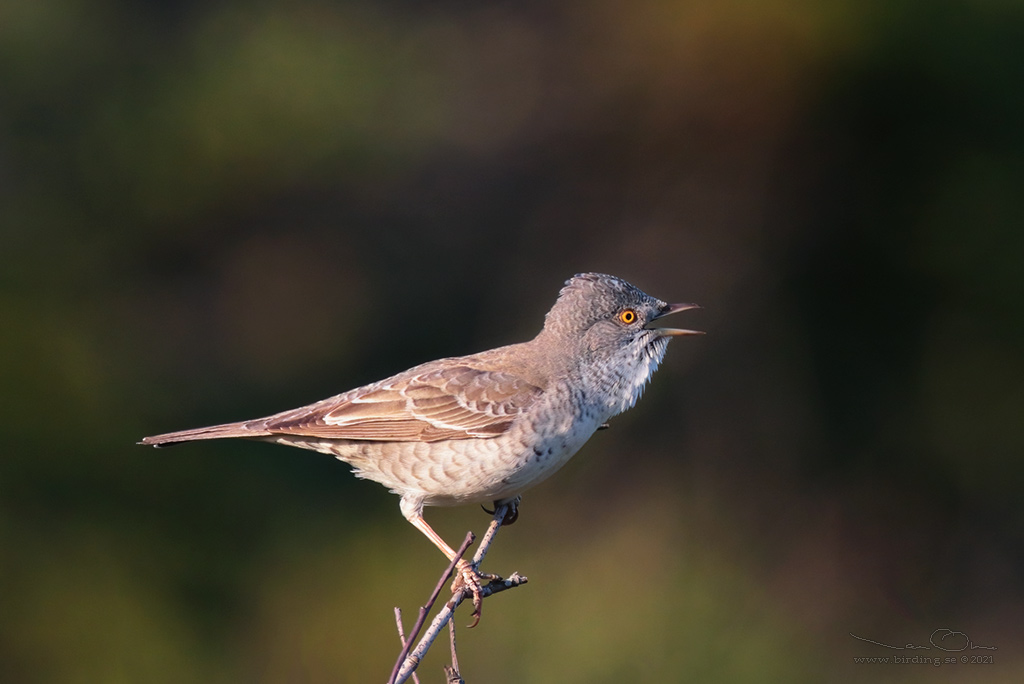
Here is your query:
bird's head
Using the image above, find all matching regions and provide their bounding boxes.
[542,272,702,413]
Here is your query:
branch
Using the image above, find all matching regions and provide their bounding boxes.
[394,573,526,683]
[392,609,420,684]
[471,503,508,566]
[444,618,463,684]
[388,532,474,684]
[391,504,528,684]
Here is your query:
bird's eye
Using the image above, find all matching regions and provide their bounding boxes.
[618,309,637,325]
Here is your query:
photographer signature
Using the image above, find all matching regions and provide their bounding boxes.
[850,629,996,652]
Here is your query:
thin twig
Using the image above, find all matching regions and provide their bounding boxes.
[448,617,459,677]
[443,663,464,684]
[388,532,475,684]
[394,607,406,644]
[395,574,527,683]
[393,610,421,684]
[471,504,508,566]
[392,505,528,684]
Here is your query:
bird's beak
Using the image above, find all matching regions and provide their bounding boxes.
[650,302,703,337]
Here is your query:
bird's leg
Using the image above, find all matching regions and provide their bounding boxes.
[406,512,459,560]
[406,513,497,627]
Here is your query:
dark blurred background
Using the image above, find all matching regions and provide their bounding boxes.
[2,0,1022,681]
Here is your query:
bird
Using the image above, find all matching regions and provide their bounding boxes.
[141,272,701,620]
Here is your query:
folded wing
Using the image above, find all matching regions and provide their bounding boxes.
[255,365,542,442]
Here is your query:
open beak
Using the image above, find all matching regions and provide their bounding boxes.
[650,302,703,337]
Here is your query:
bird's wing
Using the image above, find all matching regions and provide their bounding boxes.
[256,364,543,442]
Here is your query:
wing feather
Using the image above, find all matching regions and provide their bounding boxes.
[254,364,542,442]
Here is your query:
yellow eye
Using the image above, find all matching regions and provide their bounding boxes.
[618,309,637,325]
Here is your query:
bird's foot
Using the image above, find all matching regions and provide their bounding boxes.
[481,495,521,526]
[451,558,501,628]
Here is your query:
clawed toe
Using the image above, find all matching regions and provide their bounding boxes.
[500,505,518,526]
[451,559,502,628]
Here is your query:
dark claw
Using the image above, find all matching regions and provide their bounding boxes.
[487,497,520,526]
[482,498,520,525]
[597,422,611,430]
[501,505,518,526]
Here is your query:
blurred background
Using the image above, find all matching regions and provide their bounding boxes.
[2,0,1023,681]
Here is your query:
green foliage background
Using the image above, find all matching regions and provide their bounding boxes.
[2,1,1022,681]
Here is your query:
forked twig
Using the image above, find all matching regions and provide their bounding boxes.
[388,532,474,684]
[449,618,459,669]
[393,609,420,684]
[444,662,464,684]
[391,504,528,684]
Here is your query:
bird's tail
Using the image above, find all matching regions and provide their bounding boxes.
[139,421,270,447]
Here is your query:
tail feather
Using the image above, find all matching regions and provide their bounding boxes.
[139,421,270,447]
